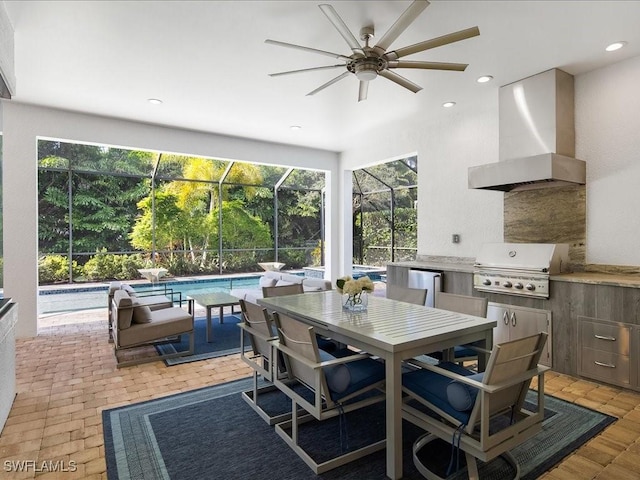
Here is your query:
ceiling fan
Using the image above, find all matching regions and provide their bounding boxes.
[265,0,480,102]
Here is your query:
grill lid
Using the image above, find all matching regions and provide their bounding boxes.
[474,242,569,273]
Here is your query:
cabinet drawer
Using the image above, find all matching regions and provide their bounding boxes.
[580,348,630,385]
[580,321,630,356]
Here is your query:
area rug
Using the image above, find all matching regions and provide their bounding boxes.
[103,377,616,480]
[155,315,246,366]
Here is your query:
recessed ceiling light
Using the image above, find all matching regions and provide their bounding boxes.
[476,75,493,83]
[290,125,302,131]
[147,98,163,105]
[605,41,627,52]
[442,101,456,108]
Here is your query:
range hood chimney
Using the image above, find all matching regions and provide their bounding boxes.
[468,69,585,192]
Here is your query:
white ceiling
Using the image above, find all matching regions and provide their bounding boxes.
[3,0,640,152]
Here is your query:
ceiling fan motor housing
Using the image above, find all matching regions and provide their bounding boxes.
[350,57,386,81]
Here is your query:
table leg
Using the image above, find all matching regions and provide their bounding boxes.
[385,352,403,479]
[477,329,493,372]
[206,307,213,343]
[219,306,224,324]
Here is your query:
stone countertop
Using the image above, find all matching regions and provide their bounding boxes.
[388,260,475,274]
[551,272,640,288]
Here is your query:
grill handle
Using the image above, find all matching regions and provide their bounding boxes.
[594,334,616,342]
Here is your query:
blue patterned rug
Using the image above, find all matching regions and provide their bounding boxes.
[103,378,616,480]
[155,315,246,366]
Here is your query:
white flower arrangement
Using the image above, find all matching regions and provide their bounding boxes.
[336,275,374,310]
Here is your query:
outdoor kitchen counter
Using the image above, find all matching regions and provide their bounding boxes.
[389,259,475,274]
[551,272,640,288]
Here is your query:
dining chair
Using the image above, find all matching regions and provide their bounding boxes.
[386,284,428,305]
[238,299,291,425]
[428,292,489,366]
[402,332,549,480]
[262,283,304,297]
[271,311,386,474]
[263,281,337,352]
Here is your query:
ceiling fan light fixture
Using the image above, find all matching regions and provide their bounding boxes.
[354,61,379,81]
[605,41,627,52]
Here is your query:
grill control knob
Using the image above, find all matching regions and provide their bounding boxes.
[525,283,535,291]
[503,281,512,288]
[482,278,491,286]
[514,282,524,289]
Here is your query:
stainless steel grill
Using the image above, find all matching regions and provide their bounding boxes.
[473,243,569,298]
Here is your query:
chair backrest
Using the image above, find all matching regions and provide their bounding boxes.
[467,332,548,429]
[435,291,488,317]
[262,283,304,298]
[386,284,428,305]
[239,299,274,359]
[272,311,331,401]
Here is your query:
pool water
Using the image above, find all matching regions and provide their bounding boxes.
[38,275,263,314]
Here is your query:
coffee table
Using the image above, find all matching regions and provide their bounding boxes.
[188,292,240,342]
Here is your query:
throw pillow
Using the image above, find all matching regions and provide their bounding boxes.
[259,276,277,288]
[132,304,153,324]
[446,372,484,411]
[121,284,138,297]
[275,279,295,287]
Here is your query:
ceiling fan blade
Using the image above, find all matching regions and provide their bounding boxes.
[318,4,365,56]
[269,65,345,77]
[379,70,422,93]
[306,71,351,96]
[358,81,369,102]
[373,0,430,53]
[265,39,351,61]
[386,26,480,60]
[387,60,468,71]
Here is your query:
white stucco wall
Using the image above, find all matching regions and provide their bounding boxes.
[340,89,503,260]
[575,55,640,266]
[1,102,340,337]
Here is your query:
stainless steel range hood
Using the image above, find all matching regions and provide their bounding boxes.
[468,152,585,192]
[469,69,585,192]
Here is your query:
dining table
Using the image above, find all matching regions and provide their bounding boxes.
[258,290,497,480]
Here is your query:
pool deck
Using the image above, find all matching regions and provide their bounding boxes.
[37,274,389,329]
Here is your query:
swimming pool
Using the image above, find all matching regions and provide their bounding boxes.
[38,275,266,314]
[303,265,386,281]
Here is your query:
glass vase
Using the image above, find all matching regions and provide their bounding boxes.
[343,291,368,312]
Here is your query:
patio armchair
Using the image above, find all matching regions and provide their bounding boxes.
[238,299,291,425]
[111,288,194,368]
[107,281,181,343]
[271,311,386,474]
[402,332,549,480]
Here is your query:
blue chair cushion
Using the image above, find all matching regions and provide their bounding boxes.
[447,372,484,411]
[319,349,351,394]
[317,336,338,352]
[319,349,385,402]
[453,345,477,358]
[402,362,477,425]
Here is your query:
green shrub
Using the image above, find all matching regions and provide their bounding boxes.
[83,249,145,281]
[38,255,82,284]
